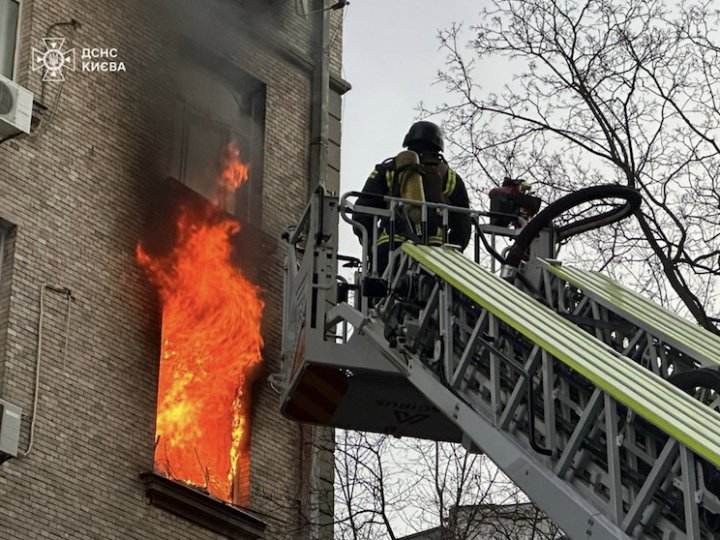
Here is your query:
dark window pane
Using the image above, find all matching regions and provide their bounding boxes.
[171,62,265,224]
[183,113,226,202]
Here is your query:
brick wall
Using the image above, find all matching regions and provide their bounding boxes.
[0,0,345,538]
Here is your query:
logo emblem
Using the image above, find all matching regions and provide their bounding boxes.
[32,38,76,81]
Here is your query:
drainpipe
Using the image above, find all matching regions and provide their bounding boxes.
[308,0,330,193]
[307,7,335,540]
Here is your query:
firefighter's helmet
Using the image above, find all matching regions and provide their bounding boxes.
[402,121,444,153]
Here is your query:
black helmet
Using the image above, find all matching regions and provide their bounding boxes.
[402,121,444,152]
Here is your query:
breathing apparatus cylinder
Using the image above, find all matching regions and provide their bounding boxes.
[395,150,425,225]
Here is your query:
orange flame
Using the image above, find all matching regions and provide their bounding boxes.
[137,142,262,503]
[220,142,250,190]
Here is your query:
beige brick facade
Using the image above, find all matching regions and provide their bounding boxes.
[0,0,345,538]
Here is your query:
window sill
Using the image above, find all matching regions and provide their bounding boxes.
[140,472,267,539]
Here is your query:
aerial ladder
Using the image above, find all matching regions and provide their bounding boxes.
[279,184,720,540]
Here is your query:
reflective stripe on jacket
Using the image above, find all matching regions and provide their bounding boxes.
[384,168,458,200]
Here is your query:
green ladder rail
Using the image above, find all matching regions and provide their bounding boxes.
[397,243,720,539]
[543,263,720,370]
[404,244,720,468]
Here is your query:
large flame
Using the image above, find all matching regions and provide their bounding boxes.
[137,142,263,503]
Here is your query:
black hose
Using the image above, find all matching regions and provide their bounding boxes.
[527,371,553,456]
[476,223,506,265]
[504,185,642,270]
[667,367,720,395]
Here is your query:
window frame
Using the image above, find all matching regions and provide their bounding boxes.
[170,64,266,226]
[0,218,11,286]
[0,218,14,388]
[173,99,250,216]
[0,0,23,81]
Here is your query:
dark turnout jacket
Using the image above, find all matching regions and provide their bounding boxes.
[353,152,472,250]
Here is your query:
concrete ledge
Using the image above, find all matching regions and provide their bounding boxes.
[140,472,267,539]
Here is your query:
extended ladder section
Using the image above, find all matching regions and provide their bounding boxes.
[540,263,720,375]
[280,191,720,540]
[399,244,720,539]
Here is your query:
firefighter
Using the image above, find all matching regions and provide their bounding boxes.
[353,121,471,275]
[488,177,541,227]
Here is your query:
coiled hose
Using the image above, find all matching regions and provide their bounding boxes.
[503,185,642,272]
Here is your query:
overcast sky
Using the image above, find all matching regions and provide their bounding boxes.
[337,0,490,254]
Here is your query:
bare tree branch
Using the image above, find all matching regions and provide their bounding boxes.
[423,0,720,332]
